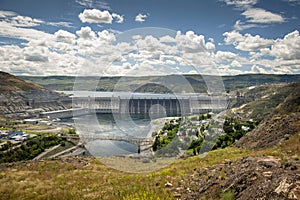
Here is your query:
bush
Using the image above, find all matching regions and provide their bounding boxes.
[221,190,235,200]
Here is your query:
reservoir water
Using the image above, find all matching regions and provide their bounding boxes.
[62,113,154,157]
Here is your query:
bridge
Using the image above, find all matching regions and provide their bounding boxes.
[62,134,153,153]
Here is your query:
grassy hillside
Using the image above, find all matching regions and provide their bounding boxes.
[0,135,299,199]
[0,71,43,91]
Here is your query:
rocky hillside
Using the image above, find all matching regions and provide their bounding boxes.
[234,82,300,150]
[228,83,299,121]
[175,83,300,199]
[0,71,70,118]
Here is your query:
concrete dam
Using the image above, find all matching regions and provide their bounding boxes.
[40,92,228,119]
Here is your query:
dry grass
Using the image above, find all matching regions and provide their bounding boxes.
[0,133,298,200]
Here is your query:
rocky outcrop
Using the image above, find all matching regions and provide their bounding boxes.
[176,156,300,200]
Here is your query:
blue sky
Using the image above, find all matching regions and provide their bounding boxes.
[0,0,300,75]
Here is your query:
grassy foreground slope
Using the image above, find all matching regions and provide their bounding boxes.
[0,136,298,200]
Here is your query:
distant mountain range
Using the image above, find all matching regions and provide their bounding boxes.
[20,74,300,93]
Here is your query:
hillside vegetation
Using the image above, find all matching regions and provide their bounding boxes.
[0,71,43,91]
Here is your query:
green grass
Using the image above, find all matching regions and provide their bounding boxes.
[0,147,250,200]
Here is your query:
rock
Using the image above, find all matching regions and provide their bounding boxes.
[274,178,293,194]
[174,193,181,198]
[165,182,173,187]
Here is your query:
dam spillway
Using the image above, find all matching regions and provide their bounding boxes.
[40,92,228,118]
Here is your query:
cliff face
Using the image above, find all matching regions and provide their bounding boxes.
[0,71,71,118]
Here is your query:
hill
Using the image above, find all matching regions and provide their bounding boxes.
[20,74,300,92]
[0,71,70,118]
[0,71,43,91]
[234,82,300,150]
[227,83,299,121]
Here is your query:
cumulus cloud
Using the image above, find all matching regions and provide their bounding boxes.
[79,9,124,24]
[79,9,113,23]
[242,8,285,23]
[135,13,148,22]
[0,8,299,77]
[223,31,274,51]
[23,46,49,62]
[97,30,116,42]
[54,30,76,44]
[215,51,238,62]
[76,26,96,40]
[269,30,300,60]
[112,13,124,23]
[176,31,215,53]
[159,35,176,43]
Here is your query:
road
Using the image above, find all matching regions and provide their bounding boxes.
[33,144,61,160]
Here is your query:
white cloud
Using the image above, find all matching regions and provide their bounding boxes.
[23,46,49,62]
[231,60,242,67]
[97,30,116,42]
[215,51,238,62]
[135,13,148,22]
[176,31,215,53]
[233,20,260,31]
[0,8,299,77]
[251,64,269,73]
[79,9,113,24]
[0,10,72,28]
[76,0,110,10]
[47,21,73,28]
[9,15,43,27]
[159,35,176,43]
[223,31,274,51]
[242,8,285,23]
[0,10,17,18]
[222,0,258,9]
[269,30,300,60]
[79,9,123,24]
[0,21,53,42]
[112,13,124,23]
[76,26,96,40]
[54,30,77,44]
